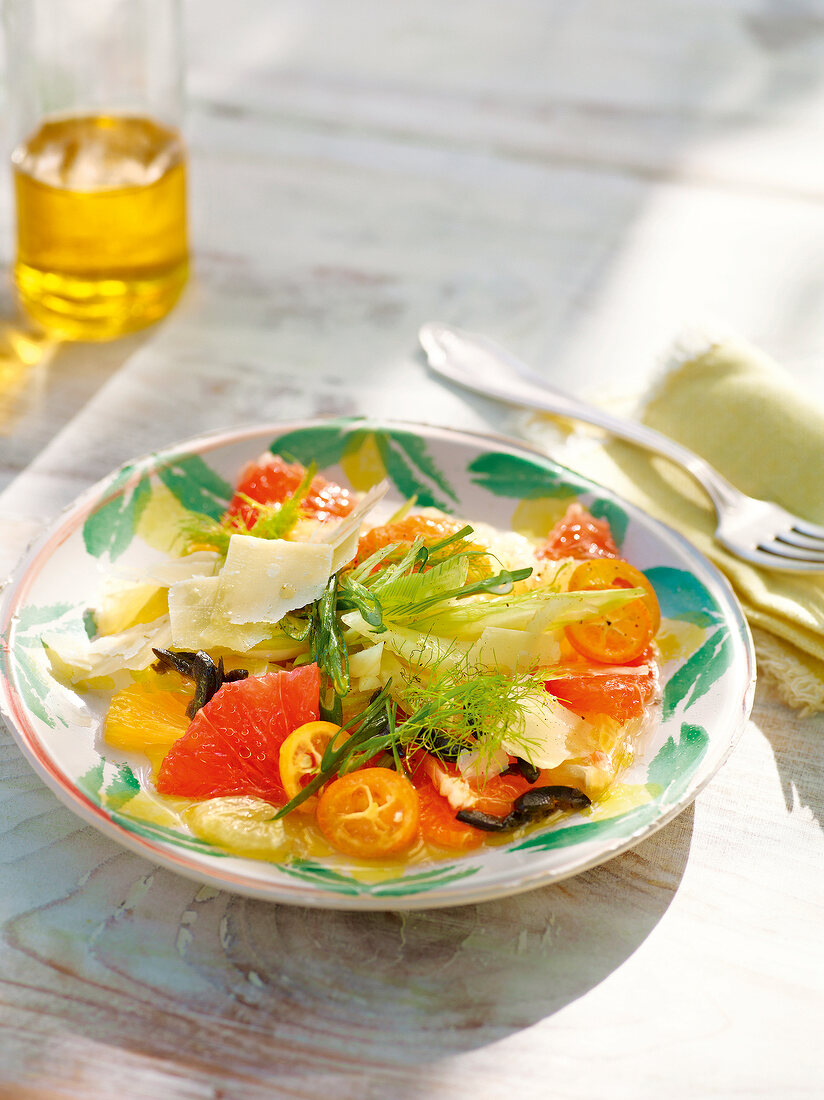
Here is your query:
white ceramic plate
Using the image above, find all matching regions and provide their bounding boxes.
[0,418,755,909]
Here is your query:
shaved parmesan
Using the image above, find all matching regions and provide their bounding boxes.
[95,580,164,636]
[168,575,218,645]
[503,694,584,769]
[467,626,561,673]
[457,746,509,782]
[144,551,221,587]
[218,535,332,625]
[168,575,277,651]
[43,615,172,684]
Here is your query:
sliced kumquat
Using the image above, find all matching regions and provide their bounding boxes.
[564,557,659,664]
[566,595,654,664]
[316,768,420,858]
[278,720,348,814]
[567,558,661,633]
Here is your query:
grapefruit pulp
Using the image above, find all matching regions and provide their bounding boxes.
[227,453,354,528]
[156,663,320,804]
[537,502,619,561]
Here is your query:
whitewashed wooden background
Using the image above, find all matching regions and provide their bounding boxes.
[0,2,823,1097]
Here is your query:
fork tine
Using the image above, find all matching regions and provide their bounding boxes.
[790,519,824,540]
[757,542,824,564]
[774,530,824,551]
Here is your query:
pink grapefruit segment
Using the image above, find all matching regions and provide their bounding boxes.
[156,664,320,805]
[537,502,619,561]
[227,453,354,528]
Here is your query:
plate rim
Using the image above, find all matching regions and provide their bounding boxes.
[0,416,757,910]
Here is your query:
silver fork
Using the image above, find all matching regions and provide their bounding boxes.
[419,322,824,573]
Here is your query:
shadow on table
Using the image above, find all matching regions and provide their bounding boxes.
[0,284,151,484]
[223,808,693,1044]
[754,683,824,833]
[0,786,692,1094]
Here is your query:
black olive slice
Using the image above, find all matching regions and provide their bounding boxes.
[455,809,517,832]
[151,647,197,676]
[510,756,540,783]
[513,785,592,819]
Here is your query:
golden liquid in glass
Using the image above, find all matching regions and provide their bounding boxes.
[13,114,189,341]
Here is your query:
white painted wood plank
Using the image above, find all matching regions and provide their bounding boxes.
[184,0,824,199]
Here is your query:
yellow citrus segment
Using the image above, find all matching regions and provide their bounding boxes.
[104,682,191,756]
[184,796,288,858]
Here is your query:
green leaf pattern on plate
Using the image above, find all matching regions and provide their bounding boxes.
[82,453,231,562]
[661,628,732,720]
[281,859,478,898]
[270,422,460,510]
[10,647,66,728]
[644,567,732,718]
[104,762,142,811]
[512,801,663,854]
[378,429,459,504]
[645,566,724,628]
[6,602,83,728]
[77,760,105,800]
[269,419,359,468]
[83,467,152,561]
[646,723,710,804]
[373,432,453,510]
[156,454,233,520]
[468,452,584,500]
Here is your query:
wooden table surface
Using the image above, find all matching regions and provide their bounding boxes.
[1,3,822,1097]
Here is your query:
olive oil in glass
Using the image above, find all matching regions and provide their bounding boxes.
[5,0,188,341]
[13,114,188,340]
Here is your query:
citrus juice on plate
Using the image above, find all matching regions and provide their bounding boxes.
[12,114,188,340]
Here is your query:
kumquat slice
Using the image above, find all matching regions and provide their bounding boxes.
[316,768,420,859]
[564,558,660,664]
[278,720,348,813]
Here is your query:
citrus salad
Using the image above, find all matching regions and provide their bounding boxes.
[47,452,661,865]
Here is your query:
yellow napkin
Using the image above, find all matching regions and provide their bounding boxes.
[525,336,824,714]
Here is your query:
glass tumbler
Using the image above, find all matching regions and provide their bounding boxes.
[3,0,189,340]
